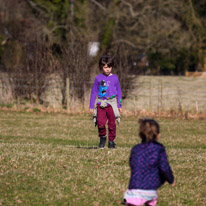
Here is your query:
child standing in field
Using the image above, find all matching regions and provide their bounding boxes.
[124,119,175,206]
[89,55,122,149]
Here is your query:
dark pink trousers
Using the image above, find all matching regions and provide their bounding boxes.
[97,104,116,141]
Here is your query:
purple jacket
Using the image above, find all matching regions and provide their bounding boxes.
[128,141,174,190]
[89,73,122,109]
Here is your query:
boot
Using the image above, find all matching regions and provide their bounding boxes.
[98,135,107,149]
[108,141,116,149]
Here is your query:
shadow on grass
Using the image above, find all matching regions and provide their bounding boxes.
[0,134,97,148]
[2,135,205,149]
[76,145,99,149]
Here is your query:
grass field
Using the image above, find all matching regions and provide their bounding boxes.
[0,111,206,206]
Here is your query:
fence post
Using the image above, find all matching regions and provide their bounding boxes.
[195,101,199,113]
[66,78,70,112]
[158,80,163,114]
[17,96,20,108]
[35,73,39,104]
[83,83,86,110]
[149,79,152,111]
[160,80,163,112]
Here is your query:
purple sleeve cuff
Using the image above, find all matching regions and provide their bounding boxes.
[90,77,98,109]
[159,148,174,184]
[116,77,122,108]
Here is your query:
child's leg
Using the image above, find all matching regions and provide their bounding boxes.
[127,199,157,206]
[106,105,116,141]
[145,198,157,206]
[126,197,145,206]
[97,105,107,137]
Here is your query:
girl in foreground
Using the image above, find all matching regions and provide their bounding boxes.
[124,119,175,206]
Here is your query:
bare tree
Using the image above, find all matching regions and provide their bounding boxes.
[111,0,192,53]
[60,41,90,105]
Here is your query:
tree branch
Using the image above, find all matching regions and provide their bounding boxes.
[26,0,51,22]
[90,0,106,12]
[121,0,140,18]
[112,39,138,48]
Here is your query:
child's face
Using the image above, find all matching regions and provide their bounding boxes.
[102,64,112,76]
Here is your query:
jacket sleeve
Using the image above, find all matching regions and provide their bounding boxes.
[89,77,98,109]
[116,76,122,108]
[159,147,174,185]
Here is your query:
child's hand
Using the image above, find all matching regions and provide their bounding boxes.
[171,180,175,187]
[90,109,94,114]
[118,108,122,113]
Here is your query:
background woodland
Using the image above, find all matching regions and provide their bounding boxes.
[0,0,206,105]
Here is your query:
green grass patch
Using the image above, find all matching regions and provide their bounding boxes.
[0,103,13,108]
[0,111,205,205]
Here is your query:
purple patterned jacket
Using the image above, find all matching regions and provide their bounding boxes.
[128,141,174,190]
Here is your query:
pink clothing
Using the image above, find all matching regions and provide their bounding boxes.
[124,189,157,206]
[126,197,157,206]
[97,104,116,141]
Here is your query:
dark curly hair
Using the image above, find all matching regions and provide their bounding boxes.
[99,55,114,70]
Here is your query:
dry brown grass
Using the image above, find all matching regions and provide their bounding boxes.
[124,75,206,113]
[0,111,206,205]
[2,75,206,116]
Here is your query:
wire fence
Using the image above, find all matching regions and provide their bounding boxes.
[1,75,206,113]
[123,76,206,113]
